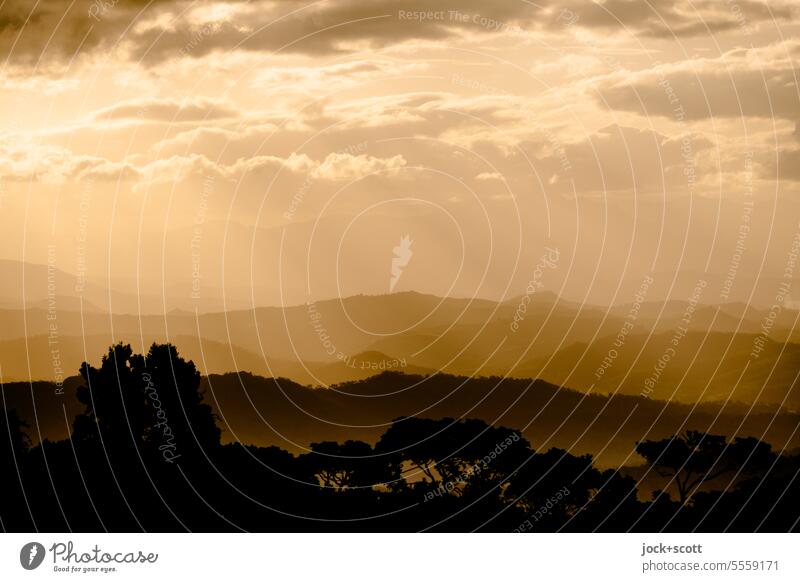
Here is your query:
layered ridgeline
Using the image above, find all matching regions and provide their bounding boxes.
[2,342,799,533]
[2,280,800,409]
[4,369,799,468]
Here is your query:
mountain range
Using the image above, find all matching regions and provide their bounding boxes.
[2,271,799,409]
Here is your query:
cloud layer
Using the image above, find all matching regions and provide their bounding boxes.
[3,0,797,67]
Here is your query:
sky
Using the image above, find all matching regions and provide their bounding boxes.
[1,0,799,310]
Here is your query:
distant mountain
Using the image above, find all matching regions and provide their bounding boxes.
[516,331,800,408]
[0,259,159,313]
[2,285,800,408]
[5,372,798,467]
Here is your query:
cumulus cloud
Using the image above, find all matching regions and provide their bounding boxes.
[66,156,143,182]
[0,139,141,183]
[310,152,406,180]
[130,150,407,186]
[135,151,320,185]
[532,124,714,195]
[1,131,407,188]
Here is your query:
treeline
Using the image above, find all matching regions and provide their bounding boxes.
[0,343,798,532]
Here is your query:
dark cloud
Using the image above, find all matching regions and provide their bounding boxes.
[771,148,800,181]
[122,0,544,63]
[0,0,540,65]
[2,0,795,67]
[560,0,795,39]
[0,0,165,65]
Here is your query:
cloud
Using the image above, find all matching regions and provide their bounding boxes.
[523,124,714,195]
[310,152,406,180]
[0,138,69,182]
[596,41,800,121]
[9,0,793,67]
[131,150,407,185]
[0,0,540,66]
[558,0,796,39]
[769,148,800,181]
[138,152,314,185]
[0,139,142,183]
[475,172,503,181]
[250,60,401,87]
[1,131,407,188]
[0,0,157,66]
[66,156,143,182]
[90,97,240,122]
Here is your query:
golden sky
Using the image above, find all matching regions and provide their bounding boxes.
[1,0,799,310]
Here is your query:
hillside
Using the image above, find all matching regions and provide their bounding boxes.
[4,371,798,467]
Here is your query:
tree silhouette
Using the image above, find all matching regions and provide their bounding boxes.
[303,440,394,490]
[139,343,221,460]
[375,417,531,501]
[505,447,597,522]
[376,417,449,485]
[0,408,33,530]
[1,407,30,456]
[72,343,148,452]
[636,431,774,504]
[1,342,798,532]
[72,342,220,463]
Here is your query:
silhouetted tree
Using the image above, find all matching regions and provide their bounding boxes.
[505,447,597,522]
[0,408,33,529]
[72,343,148,452]
[139,343,221,460]
[303,440,393,490]
[1,407,30,456]
[376,417,447,485]
[636,431,775,504]
[376,417,527,493]
[72,343,220,462]
[3,342,799,533]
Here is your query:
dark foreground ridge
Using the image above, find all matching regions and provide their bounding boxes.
[1,343,799,532]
